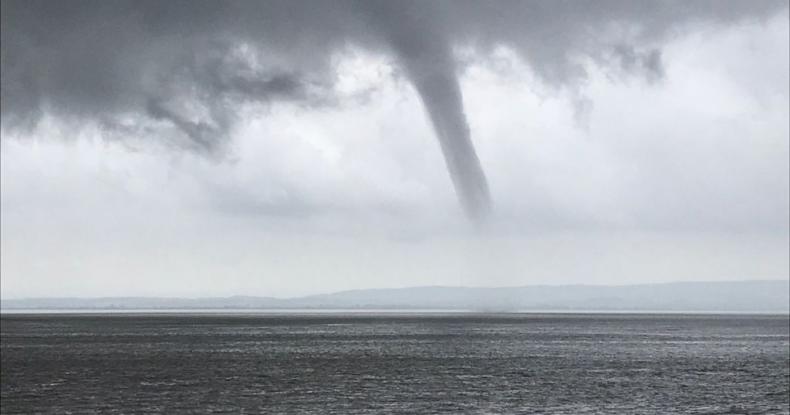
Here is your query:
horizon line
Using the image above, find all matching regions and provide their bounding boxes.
[2,278,787,302]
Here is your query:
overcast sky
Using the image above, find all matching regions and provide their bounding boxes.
[1,0,788,298]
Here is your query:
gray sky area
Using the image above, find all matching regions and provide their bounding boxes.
[1,0,788,298]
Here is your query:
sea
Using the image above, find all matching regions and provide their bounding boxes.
[1,312,788,414]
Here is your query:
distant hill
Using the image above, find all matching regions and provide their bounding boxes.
[2,280,788,312]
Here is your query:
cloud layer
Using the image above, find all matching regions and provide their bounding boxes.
[1,1,788,298]
[3,0,786,218]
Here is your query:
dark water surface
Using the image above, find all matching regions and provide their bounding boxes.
[1,313,788,414]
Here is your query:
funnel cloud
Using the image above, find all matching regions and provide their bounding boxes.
[367,1,491,219]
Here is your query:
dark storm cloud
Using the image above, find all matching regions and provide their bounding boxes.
[1,0,786,218]
[0,0,350,139]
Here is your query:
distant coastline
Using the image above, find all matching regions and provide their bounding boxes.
[2,310,788,316]
[3,280,788,313]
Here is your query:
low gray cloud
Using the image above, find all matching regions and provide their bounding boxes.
[1,0,787,219]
